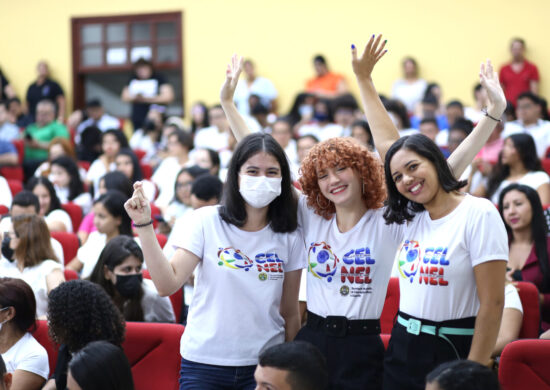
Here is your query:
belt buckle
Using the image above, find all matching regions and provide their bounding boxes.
[407,318,421,336]
[325,316,347,337]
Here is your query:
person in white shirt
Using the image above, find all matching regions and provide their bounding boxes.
[115,149,156,202]
[350,37,507,390]
[0,278,49,390]
[0,215,65,318]
[125,131,304,389]
[89,235,174,323]
[502,92,550,158]
[26,177,73,233]
[220,43,506,390]
[391,57,428,115]
[49,156,93,215]
[234,59,278,116]
[75,99,120,144]
[269,119,299,176]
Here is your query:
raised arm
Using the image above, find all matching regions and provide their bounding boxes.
[447,60,506,177]
[352,34,399,162]
[220,54,253,142]
[125,182,199,296]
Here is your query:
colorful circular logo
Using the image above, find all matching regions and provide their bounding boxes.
[217,247,254,271]
[397,240,422,283]
[258,273,267,281]
[340,285,349,296]
[308,242,339,282]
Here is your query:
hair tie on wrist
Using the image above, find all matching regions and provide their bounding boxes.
[133,219,154,228]
[482,108,501,122]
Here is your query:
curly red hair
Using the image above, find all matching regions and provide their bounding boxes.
[299,137,386,219]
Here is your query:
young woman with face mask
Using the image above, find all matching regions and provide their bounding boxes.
[89,235,174,323]
[220,37,506,388]
[125,132,304,389]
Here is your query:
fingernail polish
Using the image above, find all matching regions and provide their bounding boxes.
[371,34,375,38]
[351,44,355,49]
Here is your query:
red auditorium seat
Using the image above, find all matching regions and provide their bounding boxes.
[12,140,24,165]
[142,270,183,324]
[149,203,161,229]
[62,202,83,232]
[542,159,550,176]
[0,205,8,215]
[140,162,153,180]
[0,166,24,181]
[499,339,550,390]
[123,322,185,390]
[77,161,91,171]
[133,149,146,161]
[157,233,168,249]
[516,281,541,339]
[32,320,59,376]
[51,231,80,265]
[64,269,79,281]
[7,179,22,197]
[380,277,400,335]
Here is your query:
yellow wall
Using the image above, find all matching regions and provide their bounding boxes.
[1,0,549,119]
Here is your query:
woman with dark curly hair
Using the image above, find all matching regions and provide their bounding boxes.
[44,279,125,390]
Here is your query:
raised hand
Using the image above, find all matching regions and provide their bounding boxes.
[220,54,243,104]
[351,34,388,81]
[124,182,152,225]
[479,60,506,114]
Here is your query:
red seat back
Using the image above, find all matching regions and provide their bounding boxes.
[499,339,550,390]
[64,269,79,281]
[142,270,182,324]
[12,140,24,165]
[78,161,91,172]
[149,203,161,229]
[32,320,59,375]
[61,202,83,232]
[0,205,9,215]
[51,231,80,265]
[542,159,550,176]
[516,281,541,339]
[380,277,400,335]
[123,322,184,390]
[140,162,153,180]
[0,166,24,181]
[7,179,22,197]
[133,149,146,161]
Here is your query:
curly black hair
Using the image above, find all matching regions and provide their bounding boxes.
[47,280,126,353]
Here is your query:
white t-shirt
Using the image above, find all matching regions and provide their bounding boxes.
[55,186,93,216]
[1,333,49,379]
[46,208,73,233]
[234,77,278,116]
[490,171,550,204]
[396,195,508,321]
[142,278,176,322]
[174,206,305,366]
[0,176,12,208]
[298,196,405,320]
[79,231,107,278]
[502,119,550,158]
[391,78,428,113]
[504,283,523,313]
[87,159,116,195]
[151,157,185,208]
[298,123,344,142]
[0,259,62,317]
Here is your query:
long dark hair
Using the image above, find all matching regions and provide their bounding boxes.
[89,236,144,322]
[26,176,62,214]
[95,190,133,236]
[498,184,550,292]
[383,134,466,224]
[102,171,134,198]
[116,148,143,182]
[487,134,543,199]
[219,133,298,233]
[51,156,85,201]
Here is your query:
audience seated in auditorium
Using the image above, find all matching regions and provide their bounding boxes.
[447,118,474,155]
[49,156,92,215]
[0,278,49,390]
[305,55,348,99]
[501,92,550,158]
[0,101,19,143]
[464,84,488,124]
[385,98,417,137]
[6,98,31,129]
[192,148,221,177]
[499,38,540,106]
[129,104,165,163]
[121,58,174,131]
[23,100,69,180]
[286,92,316,133]
[255,341,328,390]
[410,93,449,140]
[115,149,156,201]
[34,137,85,180]
[350,120,375,152]
[391,57,427,115]
[89,235,174,323]
[270,118,298,167]
[26,177,73,233]
[68,190,133,278]
[43,280,125,390]
[86,129,128,196]
[234,59,278,116]
[296,134,318,166]
[0,215,65,318]
[498,184,550,331]
[425,360,500,390]
[25,62,65,123]
[74,99,120,144]
[297,99,342,141]
[473,133,550,204]
[189,101,209,135]
[0,191,64,263]
[66,341,134,390]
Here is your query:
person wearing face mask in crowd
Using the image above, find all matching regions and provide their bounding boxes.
[88,235,174,323]
[125,128,304,388]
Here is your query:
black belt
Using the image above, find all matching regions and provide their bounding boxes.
[306,310,381,337]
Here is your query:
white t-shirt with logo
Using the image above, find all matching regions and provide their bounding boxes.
[298,196,405,320]
[396,195,508,322]
[1,332,49,379]
[174,206,305,366]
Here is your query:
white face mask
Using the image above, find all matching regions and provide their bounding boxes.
[239,175,282,209]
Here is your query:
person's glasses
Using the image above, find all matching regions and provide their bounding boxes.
[176,181,192,189]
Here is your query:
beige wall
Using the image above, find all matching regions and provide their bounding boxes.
[1,0,548,119]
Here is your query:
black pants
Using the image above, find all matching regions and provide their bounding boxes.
[383,312,475,390]
[295,320,384,390]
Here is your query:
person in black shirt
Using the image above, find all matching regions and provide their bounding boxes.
[121,58,174,131]
[25,61,65,122]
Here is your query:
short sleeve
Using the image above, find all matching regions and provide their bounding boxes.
[8,336,50,379]
[504,284,523,313]
[173,208,205,259]
[531,63,540,82]
[46,209,73,233]
[51,81,64,97]
[0,141,16,154]
[284,229,306,272]
[466,199,509,267]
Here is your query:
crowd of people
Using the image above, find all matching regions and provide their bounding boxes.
[0,34,549,390]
